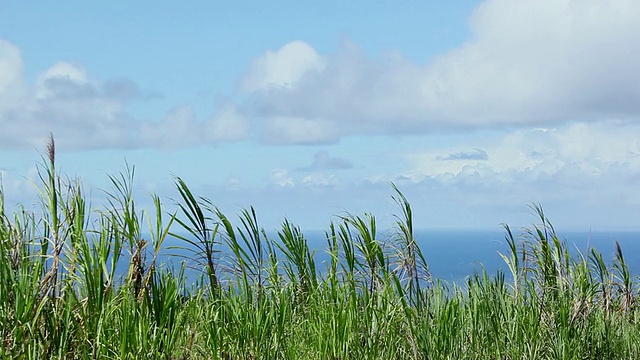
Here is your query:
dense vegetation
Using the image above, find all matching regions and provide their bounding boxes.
[1,138,639,359]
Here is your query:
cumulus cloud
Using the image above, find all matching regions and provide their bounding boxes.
[421,0,640,124]
[0,41,27,109]
[139,107,200,148]
[5,0,640,149]
[242,0,640,144]
[0,51,143,150]
[7,61,139,149]
[0,40,249,150]
[204,105,250,142]
[246,42,428,143]
[241,41,325,92]
[140,105,249,149]
[297,151,353,171]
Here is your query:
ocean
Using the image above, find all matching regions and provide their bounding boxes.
[409,229,640,284]
[155,228,640,286]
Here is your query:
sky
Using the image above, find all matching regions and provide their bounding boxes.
[1,0,640,232]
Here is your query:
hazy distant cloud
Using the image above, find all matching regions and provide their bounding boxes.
[437,149,488,161]
[329,121,640,227]
[297,151,353,171]
[302,172,340,187]
[242,0,640,144]
[225,176,242,191]
[269,168,294,187]
[401,122,640,188]
[0,164,39,209]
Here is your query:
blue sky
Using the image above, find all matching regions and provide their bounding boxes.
[2,0,640,231]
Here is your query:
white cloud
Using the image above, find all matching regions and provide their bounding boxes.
[241,40,325,92]
[399,122,640,198]
[246,42,429,143]
[302,172,339,187]
[0,40,27,111]
[139,105,250,149]
[204,105,249,143]
[242,1,640,144]
[5,0,640,150]
[269,168,294,187]
[0,39,249,150]
[35,62,89,100]
[225,176,242,191]
[140,106,200,148]
[0,53,139,150]
[421,0,640,124]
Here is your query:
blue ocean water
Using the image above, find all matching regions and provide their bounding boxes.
[154,228,640,286]
[411,229,640,285]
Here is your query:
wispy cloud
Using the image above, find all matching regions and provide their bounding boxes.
[437,149,488,161]
[297,151,353,171]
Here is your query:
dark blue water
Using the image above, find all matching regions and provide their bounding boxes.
[146,229,640,287]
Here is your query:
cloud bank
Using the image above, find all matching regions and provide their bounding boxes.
[2,0,640,149]
[244,0,640,143]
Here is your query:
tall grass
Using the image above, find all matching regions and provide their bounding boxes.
[1,144,640,358]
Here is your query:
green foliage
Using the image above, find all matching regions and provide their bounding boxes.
[1,148,640,359]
